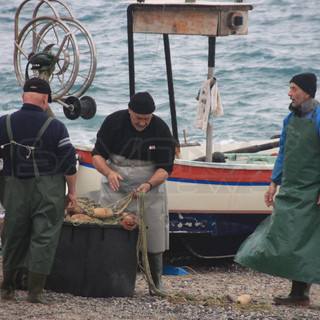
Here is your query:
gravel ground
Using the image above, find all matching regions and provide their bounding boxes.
[1,254,320,320]
[0,200,319,319]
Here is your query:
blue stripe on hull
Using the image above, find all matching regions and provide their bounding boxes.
[168,177,270,186]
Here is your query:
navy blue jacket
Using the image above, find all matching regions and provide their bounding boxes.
[0,103,77,178]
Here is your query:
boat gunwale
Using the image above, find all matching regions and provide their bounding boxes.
[174,158,275,170]
[74,145,276,171]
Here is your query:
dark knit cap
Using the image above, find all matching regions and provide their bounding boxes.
[128,92,155,114]
[24,77,52,102]
[290,73,317,98]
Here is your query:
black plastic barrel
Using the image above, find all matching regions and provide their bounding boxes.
[45,222,138,297]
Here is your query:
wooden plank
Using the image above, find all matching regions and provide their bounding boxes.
[131,3,251,36]
[133,6,219,35]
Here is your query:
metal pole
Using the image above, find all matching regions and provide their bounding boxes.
[205,36,216,162]
[163,34,179,145]
[127,5,135,98]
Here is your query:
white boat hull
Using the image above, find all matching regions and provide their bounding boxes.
[74,141,277,257]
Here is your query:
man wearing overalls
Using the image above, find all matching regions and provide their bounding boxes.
[92,92,176,294]
[0,78,77,304]
[235,73,320,306]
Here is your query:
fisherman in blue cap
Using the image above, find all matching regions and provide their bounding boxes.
[235,73,320,306]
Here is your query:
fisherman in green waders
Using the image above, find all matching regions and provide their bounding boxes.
[0,78,77,304]
[235,73,320,306]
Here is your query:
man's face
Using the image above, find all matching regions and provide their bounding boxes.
[128,108,153,131]
[288,82,310,108]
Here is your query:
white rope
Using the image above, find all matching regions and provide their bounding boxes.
[0,140,35,159]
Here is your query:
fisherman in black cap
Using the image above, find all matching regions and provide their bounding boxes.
[92,92,176,295]
[0,78,77,304]
[235,73,320,306]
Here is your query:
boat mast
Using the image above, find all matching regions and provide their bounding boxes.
[127,6,135,99]
[163,34,179,146]
[206,36,216,162]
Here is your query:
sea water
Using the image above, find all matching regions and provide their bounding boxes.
[0,0,319,148]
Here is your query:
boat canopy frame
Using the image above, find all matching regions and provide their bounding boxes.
[127,1,253,158]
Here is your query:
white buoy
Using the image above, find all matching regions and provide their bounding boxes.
[235,294,252,305]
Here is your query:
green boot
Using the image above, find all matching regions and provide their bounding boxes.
[1,269,18,300]
[148,252,164,295]
[273,280,311,306]
[26,272,55,305]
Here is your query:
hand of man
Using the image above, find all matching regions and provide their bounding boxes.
[132,182,152,198]
[107,170,124,191]
[264,182,277,207]
[65,192,77,210]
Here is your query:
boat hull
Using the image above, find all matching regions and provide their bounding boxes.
[75,146,274,257]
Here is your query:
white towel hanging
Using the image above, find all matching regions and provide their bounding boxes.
[194,78,223,131]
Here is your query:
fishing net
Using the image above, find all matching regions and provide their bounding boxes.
[64,194,138,230]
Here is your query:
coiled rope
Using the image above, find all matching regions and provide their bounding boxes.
[136,191,271,311]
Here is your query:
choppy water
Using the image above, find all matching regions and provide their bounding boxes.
[0,0,319,147]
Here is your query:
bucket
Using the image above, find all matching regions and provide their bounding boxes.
[45,222,138,297]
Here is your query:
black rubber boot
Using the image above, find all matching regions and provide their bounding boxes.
[15,267,29,290]
[148,252,164,295]
[26,272,55,305]
[273,280,311,306]
[1,269,18,300]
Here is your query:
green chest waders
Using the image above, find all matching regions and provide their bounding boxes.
[1,115,65,274]
[235,107,320,284]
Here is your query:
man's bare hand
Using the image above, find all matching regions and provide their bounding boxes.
[107,170,124,191]
[65,193,77,210]
[131,182,152,198]
[264,182,277,207]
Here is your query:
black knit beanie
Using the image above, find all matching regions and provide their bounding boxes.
[24,77,52,102]
[290,73,317,98]
[128,92,155,114]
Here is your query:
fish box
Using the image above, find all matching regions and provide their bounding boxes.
[46,222,139,297]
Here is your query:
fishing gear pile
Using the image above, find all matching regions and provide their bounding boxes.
[64,194,138,231]
[63,192,270,311]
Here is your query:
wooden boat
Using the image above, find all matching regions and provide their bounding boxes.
[75,138,278,258]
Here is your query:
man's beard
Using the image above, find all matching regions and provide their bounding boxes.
[289,103,302,116]
[131,119,148,132]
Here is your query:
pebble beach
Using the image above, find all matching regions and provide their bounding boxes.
[1,254,320,320]
[1,184,319,319]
